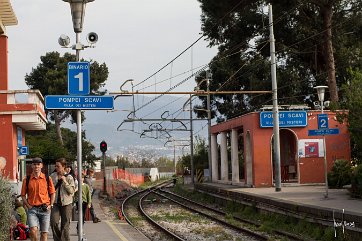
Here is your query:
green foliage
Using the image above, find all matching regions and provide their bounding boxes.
[337,69,362,163]
[115,155,174,169]
[154,157,174,169]
[350,165,362,198]
[25,51,109,143]
[26,123,96,165]
[327,160,352,188]
[322,227,337,241]
[196,0,362,119]
[0,176,14,241]
[179,136,209,174]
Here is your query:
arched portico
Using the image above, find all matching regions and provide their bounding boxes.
[271,129,299,184]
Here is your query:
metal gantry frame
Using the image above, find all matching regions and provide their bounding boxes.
[111,87,272,183]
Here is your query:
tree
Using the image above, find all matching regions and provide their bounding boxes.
[26,123,96,165]
[197,0,362,120]
[116,156,131,169]
[179,136,209,174]
[337,69,362,163]
[0,175,13,241]
[154,157,174,169]
[25,52,109,144]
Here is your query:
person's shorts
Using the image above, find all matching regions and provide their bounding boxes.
[27,206,51,232]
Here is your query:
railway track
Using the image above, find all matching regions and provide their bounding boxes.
[121,180,182,241]
[122,179,310,240]
[157,188,309,241]
[122,180,269,240]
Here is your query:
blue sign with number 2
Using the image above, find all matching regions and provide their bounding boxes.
[318,114,329,129]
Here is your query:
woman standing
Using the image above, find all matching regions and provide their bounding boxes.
[75,174,92,233]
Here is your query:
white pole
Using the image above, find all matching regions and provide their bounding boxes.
[321,101,328,198]
[269,4,281,191]
[207,74,212,182]
[75,32,84,241]
[190,96,195,184]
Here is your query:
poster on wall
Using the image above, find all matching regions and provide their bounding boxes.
[298,139,324,158]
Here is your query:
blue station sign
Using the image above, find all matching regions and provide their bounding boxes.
[68,62,90,95]
[318,114,329,129]
[308,128,340,136]
[18,146,29,156]
[45,95,114,110]
[260,111,307,128]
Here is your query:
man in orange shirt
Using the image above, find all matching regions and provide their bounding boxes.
[21,157,56,241]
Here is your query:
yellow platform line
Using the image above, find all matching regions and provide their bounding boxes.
[105,220,129,241]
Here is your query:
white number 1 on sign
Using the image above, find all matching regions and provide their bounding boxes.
[74,72,83,91]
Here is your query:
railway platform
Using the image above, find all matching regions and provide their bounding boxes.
[195,183,362,232]
[48,190,150,241]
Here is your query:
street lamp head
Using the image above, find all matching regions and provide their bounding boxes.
[314,85,328,102]
[62,0,95,33]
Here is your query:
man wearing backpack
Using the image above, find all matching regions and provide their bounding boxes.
[21,157,56,241]
[50,158,75,241]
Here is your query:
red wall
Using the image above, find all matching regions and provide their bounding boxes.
[211,111,350,187]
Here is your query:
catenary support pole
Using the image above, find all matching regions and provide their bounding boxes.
[190,95,194,184]
[207,72,212,182]
[269,4,282,192]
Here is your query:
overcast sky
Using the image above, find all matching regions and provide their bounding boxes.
[7,0,217,94]
[5,0,217,152]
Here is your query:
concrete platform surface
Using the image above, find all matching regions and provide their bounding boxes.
[204,183,362,215]
[48,189,150,241]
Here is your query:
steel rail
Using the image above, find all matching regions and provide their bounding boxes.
[121,180,170,225]
[159,189,308,241]
[153,190,268,241]
[139,185,185,241]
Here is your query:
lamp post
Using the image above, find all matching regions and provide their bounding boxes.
[62,0,95,240]
[314,85,329,198]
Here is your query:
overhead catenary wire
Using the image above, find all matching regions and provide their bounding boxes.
[134,0,248,89]
[127,2,350,142]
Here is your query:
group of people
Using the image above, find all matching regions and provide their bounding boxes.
[19,157,101,241]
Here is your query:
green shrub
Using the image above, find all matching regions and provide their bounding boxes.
[327,159,352,188]
[351,164,362,198]
[0,175,14,241]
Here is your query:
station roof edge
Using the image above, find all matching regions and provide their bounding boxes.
[0,0,18,34]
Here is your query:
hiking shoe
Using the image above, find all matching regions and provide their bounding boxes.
[93,217,101,223]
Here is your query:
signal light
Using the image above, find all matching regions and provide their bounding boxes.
[100,140,107,153]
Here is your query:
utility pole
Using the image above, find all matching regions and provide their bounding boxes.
[189,95,195,184]
[269,4,281,192]
[206,70,212,182]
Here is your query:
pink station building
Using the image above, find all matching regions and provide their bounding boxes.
[0,1,47,192]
